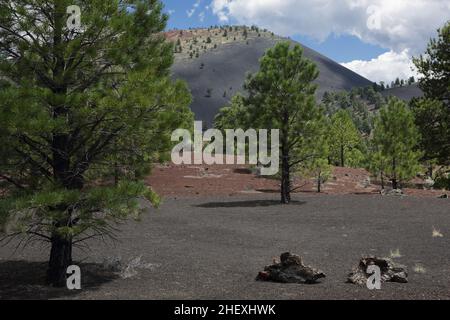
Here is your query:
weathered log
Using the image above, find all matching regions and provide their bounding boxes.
[256,252,326,284]
[347,256,408,285]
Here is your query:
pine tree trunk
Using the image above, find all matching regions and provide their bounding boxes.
[114,161,119,186]
[114,142,120,186]
[50,119,74,287]
[47,5,76,287]
[281,154,291,204]
[280,118,291,204]
[392,158,398,189]
[392,178,398,190]
[47,235,73,287]
[317,174,321,193]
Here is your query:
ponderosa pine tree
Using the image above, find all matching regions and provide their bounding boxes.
[328,109,362,167]
[414,21,450,104]
[410,98,448,171]
[312,158,332,193]
[372,99,422,190]
[367,143,389,190]
[243,42,325,204]
[297,120,330,194]
[0,0,193,286]
[412,21,450,166]
[214,94,249,130]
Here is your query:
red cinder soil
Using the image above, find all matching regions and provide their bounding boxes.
[145,164,279,197]
[146,164,449,199]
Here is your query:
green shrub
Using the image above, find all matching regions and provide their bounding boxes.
[435,175,450,190]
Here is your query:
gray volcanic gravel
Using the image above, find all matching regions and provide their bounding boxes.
[0,194,449,300]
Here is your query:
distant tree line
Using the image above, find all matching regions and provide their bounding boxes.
[214,20,450,202]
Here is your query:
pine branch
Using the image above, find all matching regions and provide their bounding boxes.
[0,174,25,190]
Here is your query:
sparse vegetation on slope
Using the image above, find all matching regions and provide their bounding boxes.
[169,26,377,127]
[166,25,276,62]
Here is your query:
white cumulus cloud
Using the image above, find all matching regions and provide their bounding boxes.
[187,0,202,18]
[341,50,418,84]
[211,0,449,54]
[210,0,449,83]
[199,11,206,22]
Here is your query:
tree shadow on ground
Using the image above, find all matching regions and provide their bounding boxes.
[254,189,279,193]
[352,191,380,195]
[0,260,118,300]
[195,200,306,208]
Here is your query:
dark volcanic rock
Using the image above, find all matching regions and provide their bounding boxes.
[256,252,326,284]
[347,256,408,285]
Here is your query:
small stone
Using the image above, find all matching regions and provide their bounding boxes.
[362,178,371,188]
[424,177,435,189]
[381,189,404,196]
[389,189,404,196]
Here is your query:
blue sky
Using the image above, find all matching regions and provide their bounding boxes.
[161,0,449,83]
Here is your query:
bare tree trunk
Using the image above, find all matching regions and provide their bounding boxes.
[47,235,73,287]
